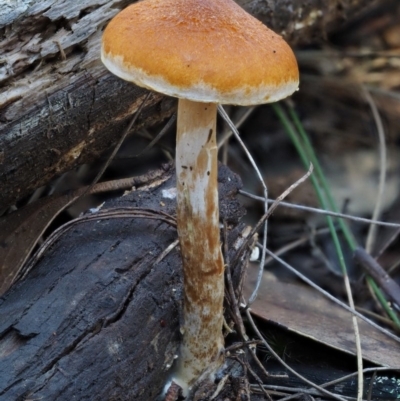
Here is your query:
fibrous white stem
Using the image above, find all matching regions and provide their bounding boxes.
[173,99,225,393]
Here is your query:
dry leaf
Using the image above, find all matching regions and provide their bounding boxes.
[244,267,400,368]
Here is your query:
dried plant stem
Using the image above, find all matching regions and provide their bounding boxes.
[218,105,268,306]
[239,191,400,228]
[217,106,255,149]
[133,113,177,158]
[245,309,348,401]
[274,103,363,401]
[362,87,387,254]
[263,247,400,344]
[91,93,152,188]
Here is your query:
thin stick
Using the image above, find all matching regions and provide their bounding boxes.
[355,305,396,329]
[348,289,363,401]
[218,105,268,306]
[217,107,255,148]
[375,227,400,259]
[245,360,273,401]
[255,229,332,272]
[245,309,348,401]
[153,239,179,266]
[367,370,377,401]
[133,113,176,158]
[219,107,254,165]
[276,102,364,399]
[268,164,313,217]
[239,191,400,229]
[362,87,387,254]
[252,366,400,400]
[321,366,400,390]
[262,247,400,344]
[354,247,400,307]
[224,340,262,353]
[247,165,313,305]
[90,92,152,188]
[251,384,353,401]
[223,220,247,339]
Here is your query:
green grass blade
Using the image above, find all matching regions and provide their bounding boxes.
[272,102,400,329]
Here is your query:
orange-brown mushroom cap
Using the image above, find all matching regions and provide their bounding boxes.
[101,0,299,105]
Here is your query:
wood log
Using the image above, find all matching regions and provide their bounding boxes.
[0,0,387,209]
[0,164,251,400]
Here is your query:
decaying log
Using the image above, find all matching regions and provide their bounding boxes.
[0,164,251,401]
[0,0,387,209]
[237,0,387,44]
[0,0,177,211]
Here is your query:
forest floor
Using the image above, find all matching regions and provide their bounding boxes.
[2,1,400,400]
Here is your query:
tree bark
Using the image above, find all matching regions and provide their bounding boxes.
[236,0,387,44]
[0,164,250,401]
[0,0,387,209]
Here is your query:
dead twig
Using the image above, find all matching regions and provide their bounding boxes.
[230,354,272,401]
[362,86,387,254]
[245,309,349,401]
[133,113,177,158]
[263,247,400,344]
[239,192,400,229]
[218,105,269,307]
[223,220,247,339]
[354,247,400,308]
[245,163,313,305]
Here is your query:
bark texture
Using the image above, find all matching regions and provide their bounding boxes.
[0,0,386,209]
[0,164,249,401]
[237,0,386,44]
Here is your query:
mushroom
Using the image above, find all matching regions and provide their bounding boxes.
[101,0,299,394]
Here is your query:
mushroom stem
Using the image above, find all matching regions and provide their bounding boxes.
[174,98,225,391]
